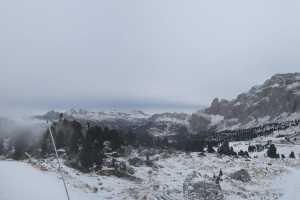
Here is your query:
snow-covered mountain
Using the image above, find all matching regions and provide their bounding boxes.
[36,109,191,137]
[191,73,300,132]
[37,109,150,122]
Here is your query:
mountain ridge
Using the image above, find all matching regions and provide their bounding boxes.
[35,73,300,135]
[191,73,300,132]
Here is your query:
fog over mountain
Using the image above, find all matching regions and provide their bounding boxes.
[2,2,300,200]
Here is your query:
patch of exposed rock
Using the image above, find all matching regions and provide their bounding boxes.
[229,169,251,183]
[183,172,224,200]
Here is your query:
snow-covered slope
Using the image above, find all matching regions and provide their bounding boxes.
[0,161,76,200]
[275,168,300,200]
[0,159,136,200]
[2,124,300,200]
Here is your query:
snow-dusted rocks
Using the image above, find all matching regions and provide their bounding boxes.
[229,169,251,183]
[183,172,224,200]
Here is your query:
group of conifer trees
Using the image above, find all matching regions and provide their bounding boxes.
[1,117,299,172]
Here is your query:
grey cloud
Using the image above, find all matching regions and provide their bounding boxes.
[0,0,300,113]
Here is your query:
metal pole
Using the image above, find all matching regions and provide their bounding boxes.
[48,126,71,200]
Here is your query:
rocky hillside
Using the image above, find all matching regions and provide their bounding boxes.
[191,73,300,132]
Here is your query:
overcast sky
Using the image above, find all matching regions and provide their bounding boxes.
[1,0,300,113]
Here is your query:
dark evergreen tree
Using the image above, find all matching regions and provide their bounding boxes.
[55,130,65,149]
[13,133,29,160]
[219,169,223,177]
[230,147,237,156]
[109,129,123,149]
[125,131,137,146]
[79,126,105,171]
[69,121,83,155]
[248,145,256,152]
[185,139,205,152]
[289,151,296,159]
[0,138,4,155]
[267,144,279,158]
[207,144,215,153]
[40,131,51,157]
[218,141,231,155]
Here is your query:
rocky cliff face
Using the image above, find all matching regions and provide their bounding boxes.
[191,73,300,131]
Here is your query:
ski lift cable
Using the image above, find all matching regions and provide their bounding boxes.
[48,125,71,200]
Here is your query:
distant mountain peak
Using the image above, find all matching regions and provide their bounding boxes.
[191,73,300,132]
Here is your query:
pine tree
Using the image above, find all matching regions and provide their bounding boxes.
[289,151,296,159]
[267,144,279,158]
[219,169,223,177]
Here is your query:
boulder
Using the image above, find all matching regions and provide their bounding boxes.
[229,169,251,182]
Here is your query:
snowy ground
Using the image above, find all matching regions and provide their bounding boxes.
[1,126,300,200]
[0,160,111,200]
[273,167,300,200]
[0,160,70,200]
